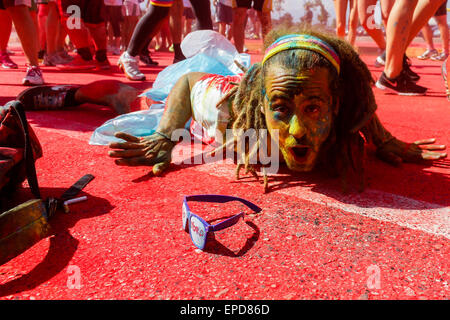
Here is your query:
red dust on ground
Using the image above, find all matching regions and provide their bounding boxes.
[0,39,448,300]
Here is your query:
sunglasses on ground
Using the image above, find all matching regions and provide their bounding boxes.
[182,195,262,250]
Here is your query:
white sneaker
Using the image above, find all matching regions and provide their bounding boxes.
[22,65,44,86]
[118,51,145,81]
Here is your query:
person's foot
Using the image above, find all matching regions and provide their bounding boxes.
[96,59,111,70]
[431,52,449,61]
[22,65,44,86]
[0,52,18,69]
[118,51,146,81]
[417,48,438,60]
[16,84,76,109]
[374,50,386,67]
[57,50,74,63]
[43,52,71,66]
[375,70,427,96]
[56,54,96,71]
[403,55,420,82]
[139,54,159,66]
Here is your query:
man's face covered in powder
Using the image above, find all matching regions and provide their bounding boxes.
[263,65,336,172]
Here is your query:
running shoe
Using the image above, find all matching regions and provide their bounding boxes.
[56,54,96,71]
[118,51,146,81]
[58,50,74,62]
[22,65,45,86]
[0,52,18,69]
[403,55,420,82]
[375,70,427,95]
[374,51,386,67]
[431,52,449,61]
[139,54,159,66]
[417,48,438,60]
[17,84,79,110]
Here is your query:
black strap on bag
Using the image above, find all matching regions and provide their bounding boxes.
[6,101,41,199]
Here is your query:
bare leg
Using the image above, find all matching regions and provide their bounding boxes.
[436,15,449,54]
[384,0,418,79]
[358,0,386,50]
[233,7,247,53]
[420,23,434,50]
[347,0,358,46]
[7,5,39,66]
[334,0,348,39]
[0,10,12,52]
[74,80,139,114]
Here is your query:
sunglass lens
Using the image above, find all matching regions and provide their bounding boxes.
[189,215,207,250]
[182,203,188,231]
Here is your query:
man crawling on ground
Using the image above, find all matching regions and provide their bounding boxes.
[16,28,447,192]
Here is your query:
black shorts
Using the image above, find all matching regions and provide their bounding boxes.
[434,1,447,17]
[233,0,265,11]
[57,0,105,24]
[216,2,232,24]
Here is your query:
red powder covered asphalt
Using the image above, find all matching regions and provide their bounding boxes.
[0,39,448,300]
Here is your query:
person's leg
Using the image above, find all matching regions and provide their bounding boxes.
[380,0,394,28]
[0,8,18,68]
[417,22,436,59]
[218,21,226,36]
[376,0,428,95]
[358,0,386,50]
[256,0,271,42]
[37,3,48,57]
[57,0,96,68]
[384,0,418,79]
[232,6,248,53]
[126,4,170,56]
[189,0,212,30]
[406,0,445,47]
[46,2,60,55]
[347,0,358,46]
[169,0,184,62]
[119,1,171,80]
[17,80,139,114]
[435,15,449,55]
[333,0,347,39]
[7,4,40,66]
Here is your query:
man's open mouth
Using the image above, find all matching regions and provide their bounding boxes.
[289,145,310,162]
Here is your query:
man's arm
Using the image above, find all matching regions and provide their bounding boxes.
[361,113,447,165]
[108,72,208,174]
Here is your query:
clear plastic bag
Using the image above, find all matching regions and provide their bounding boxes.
[142,30,251,103]
[89,106,164,145]
[91,30,251,146]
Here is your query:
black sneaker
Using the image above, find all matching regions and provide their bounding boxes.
[375,70,427,95]
[139,54,159,66]
[403,55,420,82]
[16,85,80,110]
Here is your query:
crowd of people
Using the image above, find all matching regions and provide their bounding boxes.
[1,0,449,97]
[334,0,449,96]
[0,0,272,84]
